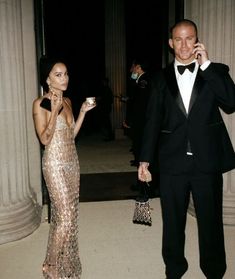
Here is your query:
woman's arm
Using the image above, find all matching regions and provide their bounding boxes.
[32,97,60,145]
[73,101,96,138]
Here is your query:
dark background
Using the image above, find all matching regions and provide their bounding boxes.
[42,1,105,96]
[41,0,168,90]
[125,1,168,73]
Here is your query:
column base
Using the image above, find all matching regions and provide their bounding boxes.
[0,197,42,244]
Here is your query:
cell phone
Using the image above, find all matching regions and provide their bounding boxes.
[40,98,63,114]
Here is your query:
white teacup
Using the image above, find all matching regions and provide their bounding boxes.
[86,97,96,105]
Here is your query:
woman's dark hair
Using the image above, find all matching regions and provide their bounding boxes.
[39,56,66,92]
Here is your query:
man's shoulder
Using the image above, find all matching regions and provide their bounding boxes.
[137,72,150,88]
[202,62,230,76]
[210,62,229,71]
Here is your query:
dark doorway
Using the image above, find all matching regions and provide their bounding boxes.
[125,0,168,73]
[38,0,169,90]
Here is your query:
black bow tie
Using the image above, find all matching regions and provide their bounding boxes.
[177,62,195,75]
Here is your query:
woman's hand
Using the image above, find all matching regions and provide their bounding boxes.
[80,100,96,113]
[51,93,63,114]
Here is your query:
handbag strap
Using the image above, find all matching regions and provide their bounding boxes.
[136,182,150,202]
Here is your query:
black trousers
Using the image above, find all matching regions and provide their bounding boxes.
[160,156,226,279]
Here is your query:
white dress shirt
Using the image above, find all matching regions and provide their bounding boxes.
[174,59,211,113]
[174,59,199,113]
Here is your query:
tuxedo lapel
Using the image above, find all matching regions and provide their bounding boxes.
[188,69,204,114]
[164,65,206,117]
[164,64,187,117]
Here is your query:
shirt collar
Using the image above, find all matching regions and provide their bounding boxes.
[174,59,197,66]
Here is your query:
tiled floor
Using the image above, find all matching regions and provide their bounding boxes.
[0,133,234,279]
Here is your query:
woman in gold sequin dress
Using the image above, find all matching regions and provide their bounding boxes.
[33,57,96,279]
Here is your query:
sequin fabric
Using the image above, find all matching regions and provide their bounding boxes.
[42,115,82,279]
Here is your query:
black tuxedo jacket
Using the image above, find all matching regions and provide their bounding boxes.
[140,62,235,174]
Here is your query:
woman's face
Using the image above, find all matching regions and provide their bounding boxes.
[47,63,69,92]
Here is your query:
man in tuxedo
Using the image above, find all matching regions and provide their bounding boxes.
[138,19,235,279]
[127,58,151,166]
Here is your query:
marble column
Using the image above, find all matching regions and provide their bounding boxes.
[185,0,235,225]
[0,0,42,244]
[105,0,126,133]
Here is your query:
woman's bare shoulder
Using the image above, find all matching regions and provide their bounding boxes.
[33,96,49,113]
[33,94,50,106]
[33,97,42,108]
[33,96,43,104]
[63,97,72,108]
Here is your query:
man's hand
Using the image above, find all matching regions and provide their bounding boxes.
[193,42,209,65]
[138,162,152,182]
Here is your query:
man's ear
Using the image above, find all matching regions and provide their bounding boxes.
[168,38,173,49]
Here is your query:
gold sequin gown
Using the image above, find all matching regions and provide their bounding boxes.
[42,114,82,279]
